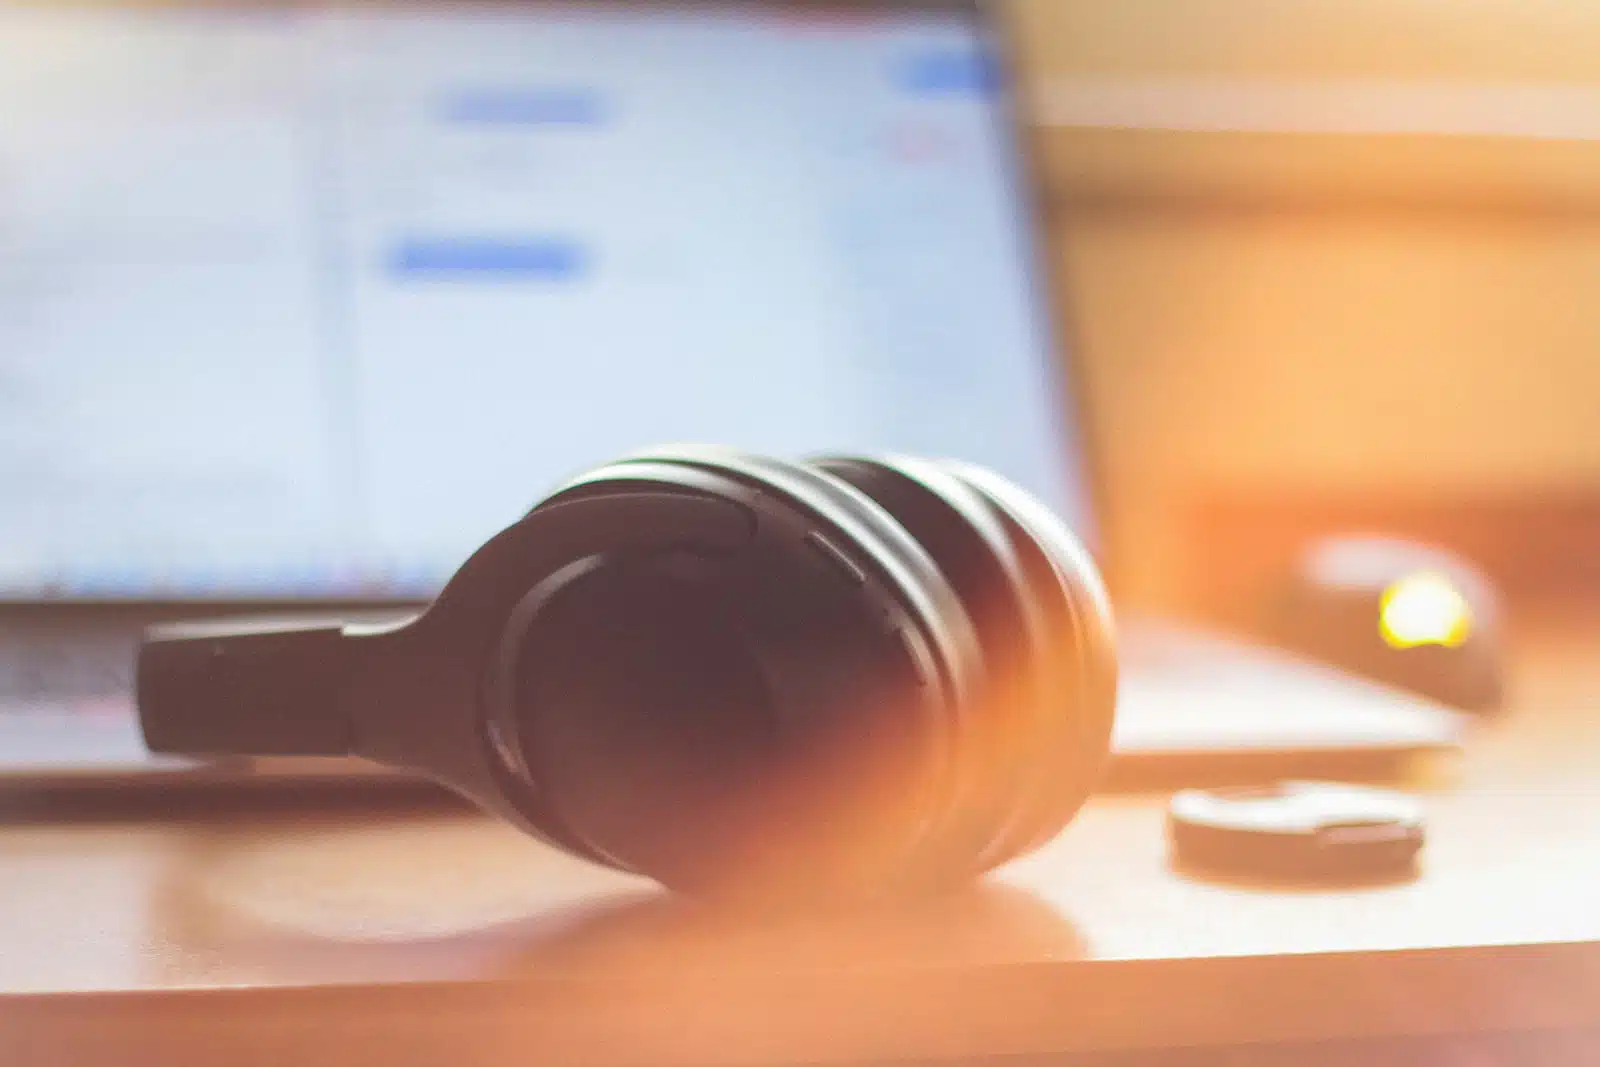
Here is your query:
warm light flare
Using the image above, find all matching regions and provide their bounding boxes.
[1379,572,1473,649]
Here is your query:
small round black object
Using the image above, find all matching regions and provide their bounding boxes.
[1168,782,1424,880]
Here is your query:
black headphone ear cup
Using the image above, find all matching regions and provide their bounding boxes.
[503,448,996,896]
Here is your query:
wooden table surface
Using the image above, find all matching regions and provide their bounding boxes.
[2,615,1597,1065]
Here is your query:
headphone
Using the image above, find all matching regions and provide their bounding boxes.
[138,446,1116,899]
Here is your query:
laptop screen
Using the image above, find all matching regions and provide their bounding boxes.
[0,0,1091,601]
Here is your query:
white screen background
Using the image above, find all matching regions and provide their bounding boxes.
[0,2,1090,598]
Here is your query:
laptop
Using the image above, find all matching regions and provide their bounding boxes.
[0,0,1460,789]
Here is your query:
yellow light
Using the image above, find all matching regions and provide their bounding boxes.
[1379,572,1473,649]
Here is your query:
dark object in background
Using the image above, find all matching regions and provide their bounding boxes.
[1168,781,1424,883]
[1273,537,1504,712]
[137,446,1117,901]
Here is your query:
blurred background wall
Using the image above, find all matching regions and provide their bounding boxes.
[1008,0,1600,623]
